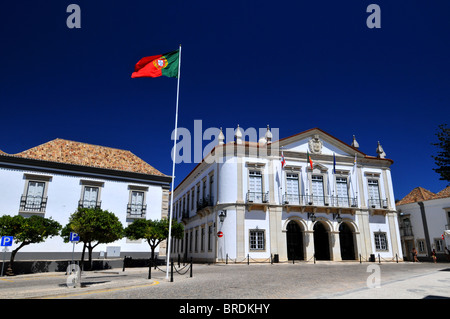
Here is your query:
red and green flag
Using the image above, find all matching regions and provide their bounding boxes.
[306,150,313,169]
[131,50,179,78]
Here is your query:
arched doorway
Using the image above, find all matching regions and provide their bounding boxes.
[339,222,356,260]
[286,220,304,260]
[313,221,330,260]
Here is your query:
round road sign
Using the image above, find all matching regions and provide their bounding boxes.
[217,231,223,238]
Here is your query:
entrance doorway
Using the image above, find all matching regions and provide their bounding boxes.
[313,222,330,260]
[286,221,304,260]
[339,222,356,260]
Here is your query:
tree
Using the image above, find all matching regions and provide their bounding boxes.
[432,124,450,184]
[0,215,61,275]
[124,218,184,264]
[62,207,124,270]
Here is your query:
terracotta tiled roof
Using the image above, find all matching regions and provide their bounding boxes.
[436,186,450,199]
[397,186,450,205]
[5,138,165,176]
[396,187,437,205]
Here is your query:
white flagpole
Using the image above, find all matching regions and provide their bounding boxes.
[165,44,182,281]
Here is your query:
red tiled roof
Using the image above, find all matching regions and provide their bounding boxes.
[2,138,165,176]
[397,186,450,205]
[436,186,450,199]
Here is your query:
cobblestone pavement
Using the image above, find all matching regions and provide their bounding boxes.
[0,261,449,299]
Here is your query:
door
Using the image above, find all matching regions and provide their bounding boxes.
[313,222,330,260]
[339,222,356,260]
[83,186,99,208]
[249,171,262,202]
[367,179,380,207]
[26,181,45,210]
[130,191,144,215]
[286,221,304,260]
[286,173,300,204]
[335,177,349,207]
[311,175,324,206]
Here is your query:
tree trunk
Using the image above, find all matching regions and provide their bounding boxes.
[87,242,93,271]
[6,242,27,276]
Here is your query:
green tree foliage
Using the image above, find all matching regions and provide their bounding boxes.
[0,215,61,275]
[124,218,184,263]
[432,124,450,184]
[62,207,124,269]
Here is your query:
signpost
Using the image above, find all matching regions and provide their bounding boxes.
[1,236,13,277]
[69,232,80,267]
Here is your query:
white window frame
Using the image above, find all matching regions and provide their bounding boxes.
[249,229,266,251]
[374,232,389,251]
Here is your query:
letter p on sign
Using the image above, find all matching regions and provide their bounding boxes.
[1,236,13,247]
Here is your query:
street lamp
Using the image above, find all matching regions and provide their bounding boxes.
[218,210,227,223]
[333,213,343,223]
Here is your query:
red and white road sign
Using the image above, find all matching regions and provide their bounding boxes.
[217,231,223,238]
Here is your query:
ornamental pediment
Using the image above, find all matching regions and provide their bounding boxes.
[279,128,361,158]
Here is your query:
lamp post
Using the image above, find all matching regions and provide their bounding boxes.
[218,210,227,223]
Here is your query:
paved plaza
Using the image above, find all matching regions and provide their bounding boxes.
[0,261,449,300]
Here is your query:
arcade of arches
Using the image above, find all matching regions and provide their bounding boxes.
[285,219,357,261]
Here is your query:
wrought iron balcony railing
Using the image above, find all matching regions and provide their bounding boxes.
[127,203,147,218]
[368,198,388,209]
[282,194,358,208]
[246,191,269,204]
[78,199,102,209]
[19,195,48,212]
[197,195,214,211]
[400,225,413,237]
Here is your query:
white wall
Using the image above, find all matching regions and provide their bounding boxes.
[0,167,165,255]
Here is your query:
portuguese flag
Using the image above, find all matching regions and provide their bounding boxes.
[131,50,179,78]
[306,150,313,169]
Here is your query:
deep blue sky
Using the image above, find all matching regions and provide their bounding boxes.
[0,1,449,200]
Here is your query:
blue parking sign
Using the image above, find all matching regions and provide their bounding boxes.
[69,232,80,242]
[1,236,13,247]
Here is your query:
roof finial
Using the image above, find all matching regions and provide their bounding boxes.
[351,135,359,149]
[218,127,225,145]
[376,141,386,158]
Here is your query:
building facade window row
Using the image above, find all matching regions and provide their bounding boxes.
[19,174,149,219]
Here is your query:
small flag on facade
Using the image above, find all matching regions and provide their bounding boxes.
[333,153,336,174]
[281,151,286,169]
[306,150,313,169]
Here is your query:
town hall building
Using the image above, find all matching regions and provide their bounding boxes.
[170,126,403,263]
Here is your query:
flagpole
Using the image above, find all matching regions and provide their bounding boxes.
[165,44,182,281]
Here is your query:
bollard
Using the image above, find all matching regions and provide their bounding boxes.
[148,259,152,279]
[396,253,398,263]
[123,256,127,272]
[271,254,273,265]
[378,253,381,264]
[359,254,362,264]
[293,257,295,265]
[226,253,228,265]
[247,254,250,265]
[190,257,193,278]
[314,254,316,264]
[170,259,174,282]
[178,254,180,268]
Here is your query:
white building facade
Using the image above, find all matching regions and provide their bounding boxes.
[171,127,403,263]
[0,139,171,260]
[397,186,450,261]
